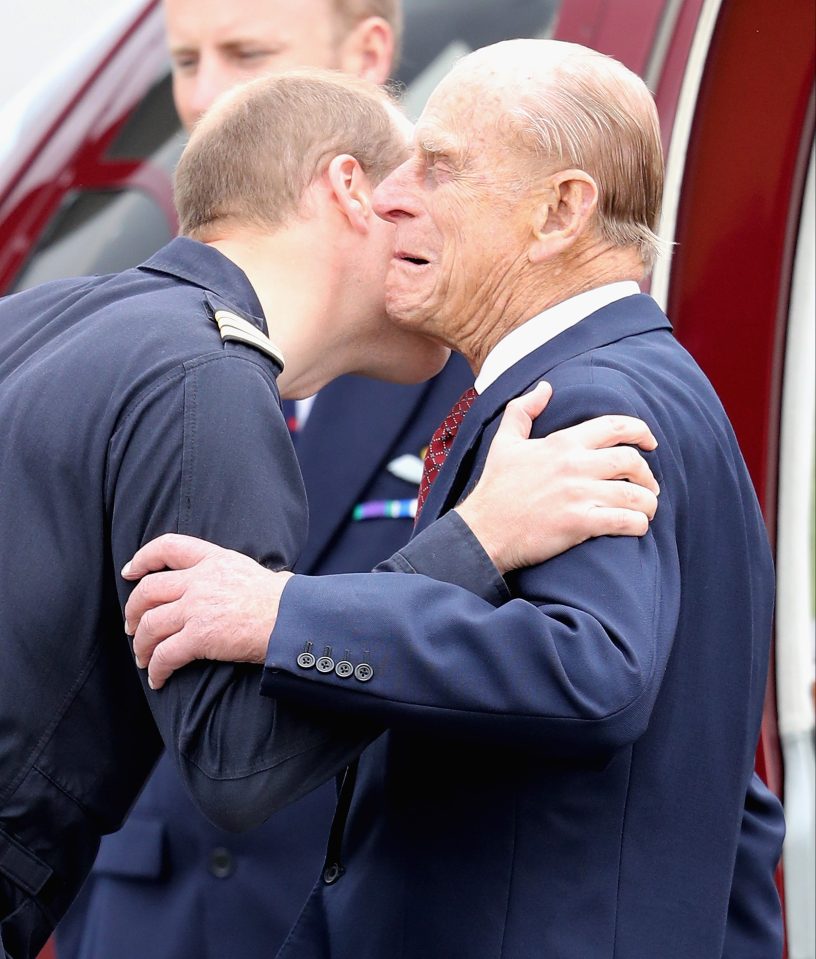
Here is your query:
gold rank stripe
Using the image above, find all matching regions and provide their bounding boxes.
[214,310,285,369]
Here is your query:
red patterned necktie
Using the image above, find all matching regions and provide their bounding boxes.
[415,386,478,520]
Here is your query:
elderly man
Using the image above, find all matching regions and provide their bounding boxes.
[0,71,663,959]
[128,41,785,958]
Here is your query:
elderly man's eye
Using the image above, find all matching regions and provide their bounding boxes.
[430,159,455,180]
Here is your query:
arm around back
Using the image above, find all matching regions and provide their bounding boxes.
[262,381,677,756]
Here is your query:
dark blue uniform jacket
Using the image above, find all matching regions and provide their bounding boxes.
[54,284,473,957]
[0,238,381,958]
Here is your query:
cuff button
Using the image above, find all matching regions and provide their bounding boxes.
[297,652,316,669]
[335,660,354,678]
[323,862,343,885]
[354,663,374,682]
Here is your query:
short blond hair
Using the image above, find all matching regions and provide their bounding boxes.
[175,70,407,240]
[334,0,403,68]
[510,50,664,270]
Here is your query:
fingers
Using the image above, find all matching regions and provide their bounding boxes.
[122,533,221,580]
[494,382,553,440]
[591,478,658,521]
[585,506,651,538]
[562,414,658,453]
[526,441,658,496]
[146,629,202,690]
[131,599,187,671]
[127,559,292,686]
[124,569,187,635]
[598,445,660,496]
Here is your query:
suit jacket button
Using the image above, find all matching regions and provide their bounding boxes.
[316,655,335,673]
[209,847,234,879]
[297,652,316,669]
[354,663,374,682]
[323,862,343,885]
[335,660,353,678]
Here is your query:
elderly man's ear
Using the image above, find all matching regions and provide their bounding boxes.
[327,154,375,233]
[529,170,599,262]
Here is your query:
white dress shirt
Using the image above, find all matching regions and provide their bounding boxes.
[474,281,641,393]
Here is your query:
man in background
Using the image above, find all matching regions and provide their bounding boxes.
[167,0,398,128]
[56,2,470,957]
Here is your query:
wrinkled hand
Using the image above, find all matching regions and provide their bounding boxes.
[122,535,293,689]
[455,382,660,574]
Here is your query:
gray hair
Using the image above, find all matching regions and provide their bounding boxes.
[509,51,665,271]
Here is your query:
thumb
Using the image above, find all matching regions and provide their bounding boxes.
[122,533,218,579]
[495,381,553,440]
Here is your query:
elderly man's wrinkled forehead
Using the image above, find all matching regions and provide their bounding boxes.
[429,40,574,106]
[459,38,591,84]
[414,71,502,158]
[415,38,650,161]
[415,40,567,142]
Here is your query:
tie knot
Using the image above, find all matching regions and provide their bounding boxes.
[438,386,477,437]
[450,386,478,419]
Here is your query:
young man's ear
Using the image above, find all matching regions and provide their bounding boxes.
[528,169,598,263]
[337,17,394,85]
[327,154,374,233]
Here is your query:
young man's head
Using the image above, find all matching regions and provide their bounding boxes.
[175,70,448,395]
[175,70,407,241]
[164,0,401,130]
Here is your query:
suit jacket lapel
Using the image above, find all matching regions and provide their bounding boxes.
[295,374,432,572]
[414,295,671,533]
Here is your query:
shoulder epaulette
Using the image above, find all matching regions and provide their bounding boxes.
[213,310,285,369]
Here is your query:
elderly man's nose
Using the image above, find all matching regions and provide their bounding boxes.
[373,163,414,222]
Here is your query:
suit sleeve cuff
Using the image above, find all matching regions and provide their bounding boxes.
[375,510,511,607]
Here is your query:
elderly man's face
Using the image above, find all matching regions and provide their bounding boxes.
[372,77,531,356]
[165,0,342,131]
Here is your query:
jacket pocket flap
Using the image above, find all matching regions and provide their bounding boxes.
[0,827,52,896]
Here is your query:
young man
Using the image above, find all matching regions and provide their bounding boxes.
[57,3,469,956]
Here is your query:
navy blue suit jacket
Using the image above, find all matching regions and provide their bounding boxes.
[261,295,784,958]
[56,358,472,957]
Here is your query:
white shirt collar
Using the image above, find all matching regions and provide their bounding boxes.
[474,281,641,393]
